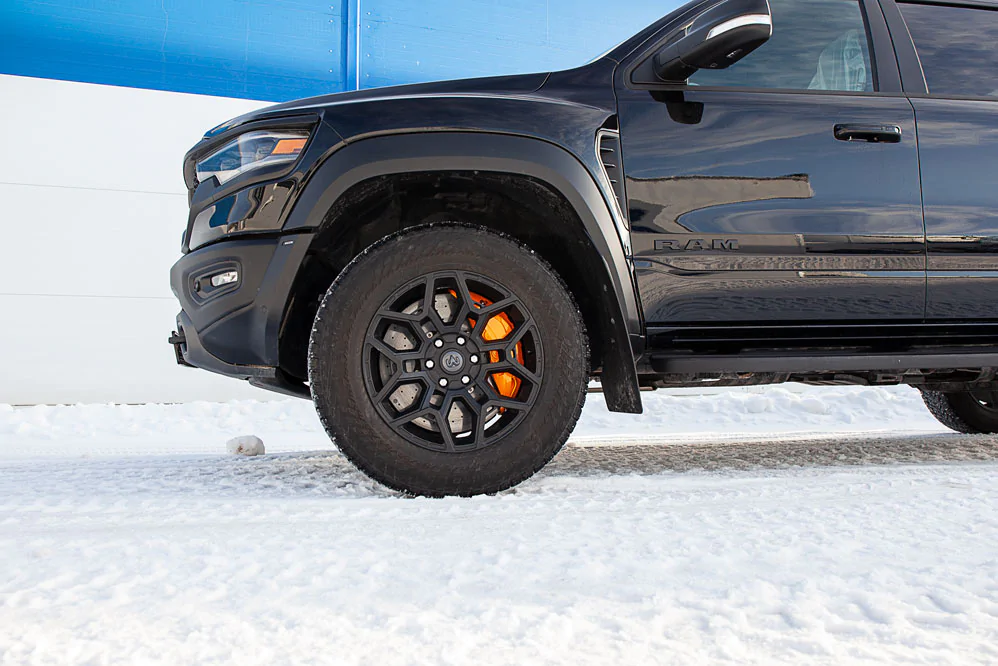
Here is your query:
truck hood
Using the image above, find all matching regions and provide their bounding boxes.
[204,72,551,138]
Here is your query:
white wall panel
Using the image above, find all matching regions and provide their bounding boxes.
[0,74,274,404]
[0,295,271,404]
[1,74,264,193]
[0,184,185,298]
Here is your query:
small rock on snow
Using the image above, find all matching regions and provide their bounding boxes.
[226,435,265,456]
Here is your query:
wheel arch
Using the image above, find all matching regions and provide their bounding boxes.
[280,131,643,413]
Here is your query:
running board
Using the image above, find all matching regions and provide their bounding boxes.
[646,322,998,353]
[650,349,998,374]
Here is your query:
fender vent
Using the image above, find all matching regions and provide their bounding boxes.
[597,131,628,227]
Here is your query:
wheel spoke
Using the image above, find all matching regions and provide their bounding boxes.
[478,317,535,354]
[418,385,439,411]
[474,296,516,317]
[420,275,448,333]
[475,374,525,407]
[470,298,518,338]
[485,396,526,412]
[374,371,425,403]
[462,396,487,445]
[375,309,424,324]
[389,406,435,428]
[489,360,541,387]
[461,394,483,417]
[450,272,479,329]
[503,317,534,349]
[367,337,422,364]
[434,403,458,452]
[454,272,477,304]
[474,410,487,444]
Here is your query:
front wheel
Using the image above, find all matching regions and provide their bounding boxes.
[308,224,589,496]
[921,389,998,434]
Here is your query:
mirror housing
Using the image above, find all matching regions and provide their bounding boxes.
[652,0,773,82]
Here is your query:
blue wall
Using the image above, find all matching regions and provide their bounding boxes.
[0,1,677,102]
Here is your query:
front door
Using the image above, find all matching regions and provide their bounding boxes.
[895,1,998,321]
[617,0,925,326]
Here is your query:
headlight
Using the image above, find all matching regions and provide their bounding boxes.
[195,130,309,186]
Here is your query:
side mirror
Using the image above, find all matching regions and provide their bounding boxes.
[652,0,773,82]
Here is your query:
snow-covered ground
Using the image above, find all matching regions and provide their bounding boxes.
[3,385,998,664]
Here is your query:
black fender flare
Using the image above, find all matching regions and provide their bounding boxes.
[284,130,643,413]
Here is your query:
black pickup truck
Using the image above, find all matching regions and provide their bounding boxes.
[171,0,998,495]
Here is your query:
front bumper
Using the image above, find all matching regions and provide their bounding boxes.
[169,232,314,398]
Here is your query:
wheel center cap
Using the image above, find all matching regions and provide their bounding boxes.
[440,350,465,374]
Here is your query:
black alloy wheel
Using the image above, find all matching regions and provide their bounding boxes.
[362,269,542,452]
[969,390,998,412]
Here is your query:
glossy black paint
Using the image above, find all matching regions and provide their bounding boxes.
[889,0,998,320]
[181,117,332,252]
[617,89,923,323]
[173,61,649,410]
[171,0,998,408]
[911,98,998,319]
[171,233,312,367]
[616,0,927,326]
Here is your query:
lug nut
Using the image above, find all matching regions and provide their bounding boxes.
[457,336,466,345]
[470,354,479,363]
[461,376,470,384]
[438,378,448,387]
[425,360,435,369]
[434,339,444,348]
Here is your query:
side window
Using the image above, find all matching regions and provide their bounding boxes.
[899,3,998,99]
[688,0,874,92]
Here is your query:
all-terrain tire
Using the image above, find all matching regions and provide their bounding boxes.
[920,390,998,434]
[308,224,589,496]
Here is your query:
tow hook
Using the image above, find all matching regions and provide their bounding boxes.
[169,330,195,368]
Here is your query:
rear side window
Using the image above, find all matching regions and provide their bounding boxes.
[900,3,998,98]
[688,0,874,92]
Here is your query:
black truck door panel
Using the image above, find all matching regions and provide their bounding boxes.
[620,91,923,324]
[896,2,998,320]
[617,0,925,326]
[915,99,998,319]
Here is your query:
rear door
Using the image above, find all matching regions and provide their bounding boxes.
[616,0,926,326]
[888,0,998,320]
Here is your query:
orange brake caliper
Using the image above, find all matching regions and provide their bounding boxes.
[456,291,523,398]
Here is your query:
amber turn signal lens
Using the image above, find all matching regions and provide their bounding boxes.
[272,138,307,155]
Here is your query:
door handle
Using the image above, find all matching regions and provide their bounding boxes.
[834,124,902,143]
